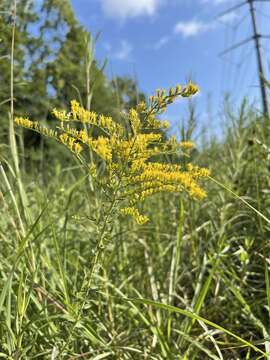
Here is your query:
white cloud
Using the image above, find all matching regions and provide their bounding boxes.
[100,0,161,20]
[174,10,237,38]
[218,11,238,24]
[174,19,215,38]
[113,40,133,60]
[154,36,170,50]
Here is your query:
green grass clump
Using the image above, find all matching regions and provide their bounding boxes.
[1,7,270,355]
[1,94,270,359]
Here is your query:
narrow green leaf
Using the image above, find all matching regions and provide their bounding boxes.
[125,297,266,356]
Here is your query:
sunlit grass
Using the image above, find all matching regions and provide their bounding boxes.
[1,97,270,358]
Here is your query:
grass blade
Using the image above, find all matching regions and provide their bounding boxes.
[124,297,266,356]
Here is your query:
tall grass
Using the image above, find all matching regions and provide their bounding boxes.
[1,97,270,358]
[1,4,270,358]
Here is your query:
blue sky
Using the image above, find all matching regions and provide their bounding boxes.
[70,0,270,135]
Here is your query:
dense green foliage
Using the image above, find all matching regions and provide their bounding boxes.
[2,96,270,359]
[0,0,143,144]
[1,1,270,359]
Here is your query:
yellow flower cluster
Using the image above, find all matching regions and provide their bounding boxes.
[51,109,69,122]
[15,117,82,155]
[129,108,141,133]
[114,133,162,162]
[89,136,112,162]
[59,133,82,155]
[120,207,149,225]
[179,141,194,149]
[58,124,89,144]
[182,82,199,97]
[125,162,209,202]
[186,163,210,178]
[15,117,57,138]
[15,82,208,225]
[53,100,124,136]
[15,116,34,129]
[148,82,199,114]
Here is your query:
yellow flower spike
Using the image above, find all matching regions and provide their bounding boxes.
[120,207,149,225]
[89,163,97,178]
[169,87,174,97]
[70,100,98,124]
[161,120,170,129]
[78,129,88,143]
[179,141,194,149]
[157,97,163,107]
[175,84,182,94]
[74,142,83,155]
[15,117,33,129]
[52,108,68,121]
[70,99,80,119]
[89,136,112,163]
[131,158,147,173]
[147,115,162,129]
[59,133,69,145]
[187,163,210,178]
[129,108,141,133]
[136,101,147,113]
[182,82,199,97]
[59,132,82,155]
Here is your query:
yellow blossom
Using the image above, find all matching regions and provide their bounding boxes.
[129,109,141,133]
[161,120,170,129]
[179,141,195,149]
[89,136,112,162]
[15,116,33,128]
[136,101,147,112]
[120,207,149,225]
[52,109,68,121]
[182,82,199,97]
[58,133,82,154]
[15,81,208,225]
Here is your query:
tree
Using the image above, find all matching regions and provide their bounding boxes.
[112,76,146,112]
[0,0,40,135]
[0,0,146,157]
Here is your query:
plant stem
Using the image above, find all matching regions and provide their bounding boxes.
[57,183,120,357]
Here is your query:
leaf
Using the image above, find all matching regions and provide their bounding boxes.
[124,297,266,356]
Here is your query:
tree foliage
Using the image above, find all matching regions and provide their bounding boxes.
[0,0,144,149]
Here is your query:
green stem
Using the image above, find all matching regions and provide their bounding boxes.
[58,177,122,357]
[58,122,141,356]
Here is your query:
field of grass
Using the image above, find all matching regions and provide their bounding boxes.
[1,89,270,360]
[1,3,270,357]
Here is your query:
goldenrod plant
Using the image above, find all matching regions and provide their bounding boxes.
[14,81,211,354]
[15,82,208,225]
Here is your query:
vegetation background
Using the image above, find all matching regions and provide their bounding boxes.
[1,0,270,359]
